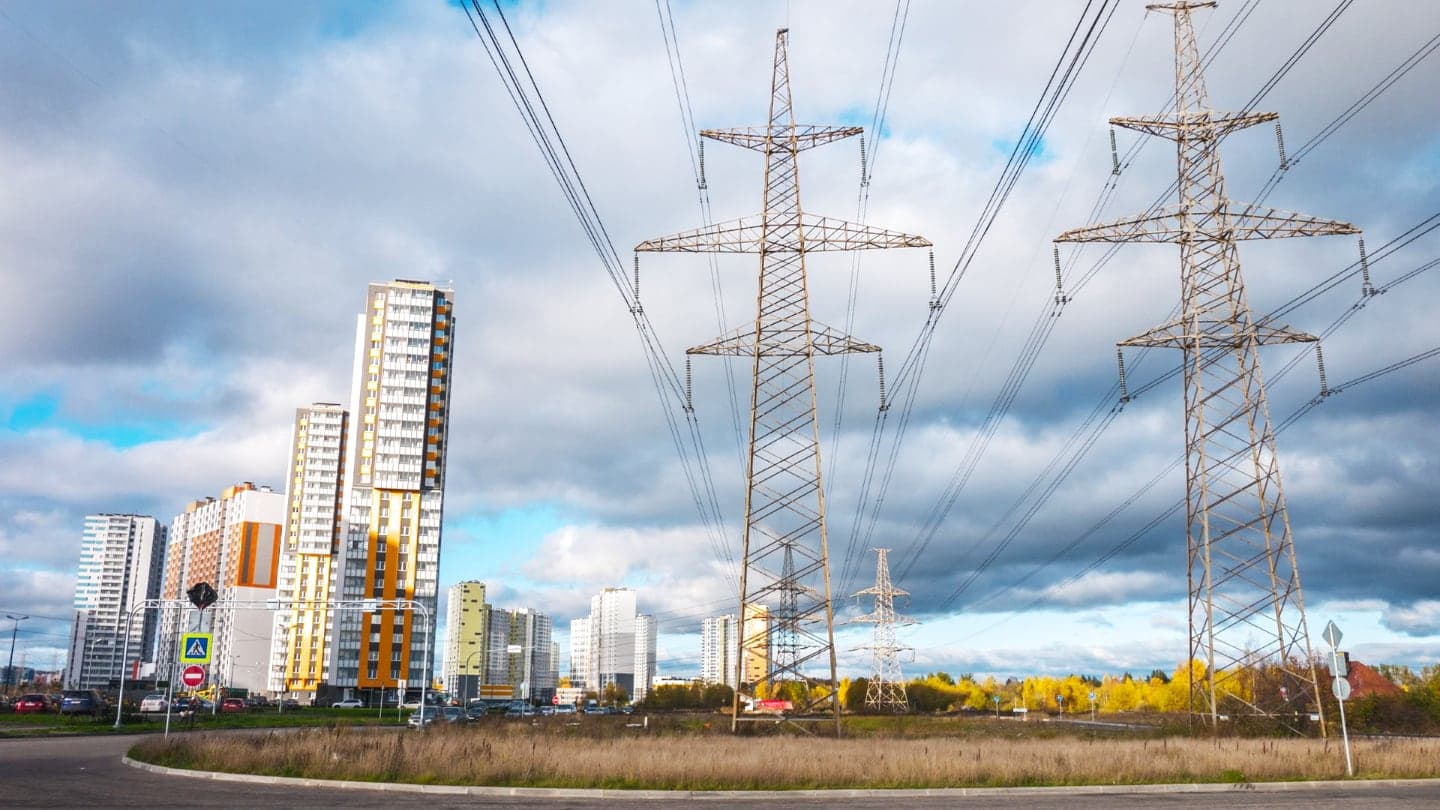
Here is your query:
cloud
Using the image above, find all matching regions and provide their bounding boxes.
[1381,601,1440,637]
[1,0,1438,681]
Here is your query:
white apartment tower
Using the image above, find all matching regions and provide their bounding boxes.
[66,514,167,689]
[700,614,739,689]
[568,617,590,686]
[332,280,456,699]
[268,403,348,695]
[581,587,656,703]
[633,614,657,703]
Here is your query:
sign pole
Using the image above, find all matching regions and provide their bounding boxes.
[1323,620,1353,777]
[1335,679,1353,777]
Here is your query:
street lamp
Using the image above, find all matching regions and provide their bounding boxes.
[5,614,28,694]
[83,637,113,689]
[462,649,483,706]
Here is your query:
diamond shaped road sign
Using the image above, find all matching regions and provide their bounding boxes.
[1322,620,1343,649]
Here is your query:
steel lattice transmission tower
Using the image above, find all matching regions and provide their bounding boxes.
[636,28,929,734]
[1057,1,1358,733]
[850,548,915,712]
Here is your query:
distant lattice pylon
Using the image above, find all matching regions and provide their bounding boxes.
[849,548,915,712]
[635,28,930,735]
[1056,0,1358,734]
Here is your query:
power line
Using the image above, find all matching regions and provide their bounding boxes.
[456,1,735,589]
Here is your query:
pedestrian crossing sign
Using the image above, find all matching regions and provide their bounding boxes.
[180,632,212,664]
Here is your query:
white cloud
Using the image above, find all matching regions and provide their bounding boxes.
[1381,600,1440,637]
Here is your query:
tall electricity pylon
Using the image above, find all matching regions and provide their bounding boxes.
[1056,0,1358,734]
[636,28,930,734]
[850,548,915,712]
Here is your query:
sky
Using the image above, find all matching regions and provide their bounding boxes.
[1,0,1437,684]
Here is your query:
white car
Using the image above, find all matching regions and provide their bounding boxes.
[138,693,167,713]
[407,706,441,727]
[332,699,363,709]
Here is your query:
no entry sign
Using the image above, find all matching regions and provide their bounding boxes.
[181,665,206,688]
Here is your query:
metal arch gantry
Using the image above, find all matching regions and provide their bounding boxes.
[849,548,915,713]
[636,28,929,734]
[1056,1,1358,734]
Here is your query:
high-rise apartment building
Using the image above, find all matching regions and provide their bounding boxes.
[159,483,284,693]
[440,581,554,703]
[579,587,656,703]
[268,403,348,696]
[65,514,167,689]
[633,614,657,703]
[568,617,590,686]
[484,607,555,703]
[442,580,487,698]
[331,280,455,700]
[700,607,766,688]
[741,603,770,683]
[701,614,739,689]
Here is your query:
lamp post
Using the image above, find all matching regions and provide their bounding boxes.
[83,637,113,689]
[462,649,483,707]
[5,614,28,694]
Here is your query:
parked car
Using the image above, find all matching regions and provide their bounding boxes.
[332,699,364,709]
[554,704,576,715]
[441,706,466,724]
[464,704,487,721]
[278,698,302,711]
[138,693,168,713]
[59,690,108,716]
[221,698,248,713]
[13,693,49,713]
[406,706,441,727]
[583,705,607,715]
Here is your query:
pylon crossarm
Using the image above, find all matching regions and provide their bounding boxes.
[635,213,930,253]
[1057,204,1358,243]
[1225,206,1360,239]
[1111,111,1276,140]
[687,321,880,357]
[1146,1,1216,13]
[1120,318,1318,349]
[702,125,862,152]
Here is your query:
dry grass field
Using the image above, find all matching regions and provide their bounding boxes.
[129,717,1440,789]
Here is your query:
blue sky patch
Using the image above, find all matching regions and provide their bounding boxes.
[991,133,1053,164]
[3,390,207,448]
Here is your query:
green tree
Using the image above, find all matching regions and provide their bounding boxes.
[602,683,629,706]
[843,677,870,711]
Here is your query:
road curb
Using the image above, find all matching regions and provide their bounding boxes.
[121,756,1440,801]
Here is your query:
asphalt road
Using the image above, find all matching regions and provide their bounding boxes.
[3,732,1439,808]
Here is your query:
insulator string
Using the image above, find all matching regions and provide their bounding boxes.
[698,138,707,190]
[1116,347,1130,403]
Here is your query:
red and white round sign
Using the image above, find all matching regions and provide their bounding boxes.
[181,664,206,688]
[551,694,560,705]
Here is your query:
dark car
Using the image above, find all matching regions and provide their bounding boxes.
[59,690,107,716]
[13,693,49,713]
